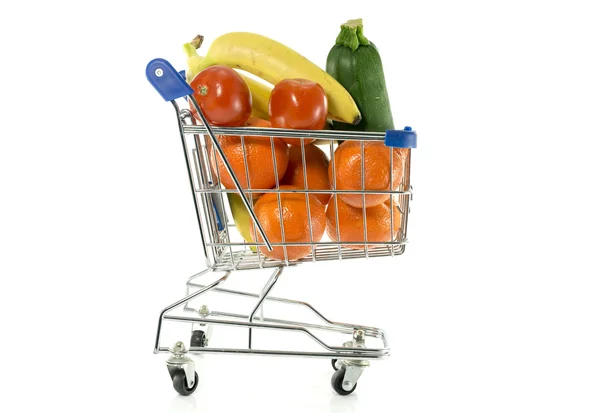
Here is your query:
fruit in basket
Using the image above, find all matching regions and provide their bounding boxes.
[184,37,273,120]
[227,193,257,253]
[250,186,326,261]
[189,65,252,126]
[326,19,395,133]
[269,78,327,146]
[191,32,361,125]
[244,75,272,120]
[207,117,289,190]
[329,140,403,208]
[281,144,331,205]
[326,196,401,249]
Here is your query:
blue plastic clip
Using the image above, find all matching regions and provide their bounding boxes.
[212,200,225,231]
[385,127,417,148]
[146,58,193,101]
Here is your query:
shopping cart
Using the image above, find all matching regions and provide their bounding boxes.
[146,58,417,396]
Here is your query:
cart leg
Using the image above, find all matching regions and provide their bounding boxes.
[248,267,284,348]
[154,271,230,354]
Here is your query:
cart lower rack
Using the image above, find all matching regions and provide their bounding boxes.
[146,58,417,396]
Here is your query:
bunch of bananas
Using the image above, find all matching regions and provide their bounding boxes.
[183,32,361,124]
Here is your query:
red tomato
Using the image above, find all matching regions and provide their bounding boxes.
[269,79,328,131]
[189,66,252,126]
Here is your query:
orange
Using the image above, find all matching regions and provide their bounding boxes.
[280,144,331,205]
[207,117,289,190]
[325,196,401,249]
[245,116,273,128]
[250,185,326,261]
[282,137,317,147]
[328,141,404,208]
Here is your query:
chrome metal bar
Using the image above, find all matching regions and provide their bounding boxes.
[239,135,261,261]
[240,135,251,190]
[158,347,388,359]
[209,244,407,271]
[187,111,225,265]
[248,267,284,348]
[163,315,383,353]
[300,139,316,262]
[361,140,369,258]
[389,146,395,257]
[186,282,385,336]
[206,131,235,266]
[330,141,342,261]
[188,95,273,251]
[403,150,412,238]
[207,310,382,338]
[240,136,264,264]
[186,109,222,257]
[182,125,388,140]
[172,101,210,268]
[195,188,411,195]
[204,240,406,247]
[193,146,225,265]
[192,149,218,248]
[187,269,210,283]
[201,139,222,265]
[154,271,230,353]
[270,137,289,264]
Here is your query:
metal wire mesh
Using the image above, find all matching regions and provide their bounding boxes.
[179,109,412,272]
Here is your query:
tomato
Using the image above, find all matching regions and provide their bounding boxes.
[269,79,328,130]
[189,66,252,127]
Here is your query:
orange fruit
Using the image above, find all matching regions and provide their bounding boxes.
[282,137,317,147]
[250,185,326,261]
[328,141,404,208]
[325,196,401,249]
[245,116,272,129]
[280,144,331,205]
[207,117,289,190]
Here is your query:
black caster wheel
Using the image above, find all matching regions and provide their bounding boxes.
[331,359,339,371]
[172,370,199,396]
[331,368,357,396]
[190,330,206,348]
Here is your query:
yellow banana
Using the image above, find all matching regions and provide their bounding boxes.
[241,74,272,120]
[183,40,273,120]
[227,193,257,253]
[193,32,361,125]
[251,108,269,120]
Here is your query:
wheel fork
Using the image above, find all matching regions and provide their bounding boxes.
[166,341,196,389]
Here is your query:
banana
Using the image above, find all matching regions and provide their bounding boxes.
[251,108,269,120]
[193,32,361,125]
[241,74,272,120]
[183,38,273,119]
[227,193,257,253]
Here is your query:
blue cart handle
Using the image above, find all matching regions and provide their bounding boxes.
[385,127,417,149]
[146,58,194,101]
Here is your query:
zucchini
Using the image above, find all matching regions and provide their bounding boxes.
[326,19,394,132]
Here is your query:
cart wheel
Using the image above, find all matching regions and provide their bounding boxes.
[331,368,357,396]
[190,330,206,348]
[172,370,199,396]
[331,359,339,371]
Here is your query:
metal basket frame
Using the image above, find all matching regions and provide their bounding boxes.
[176,99,413,272]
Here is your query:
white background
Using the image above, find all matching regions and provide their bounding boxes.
[1,0,599,412]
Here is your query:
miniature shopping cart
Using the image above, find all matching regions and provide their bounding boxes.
[146,58,417,396]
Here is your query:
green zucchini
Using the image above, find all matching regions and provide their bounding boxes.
[326,19,394,132]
